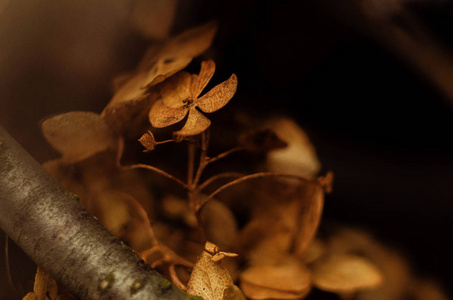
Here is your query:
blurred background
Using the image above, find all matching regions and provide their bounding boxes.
[1,0,452,298]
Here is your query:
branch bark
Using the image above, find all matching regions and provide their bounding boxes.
[0,125,197,300]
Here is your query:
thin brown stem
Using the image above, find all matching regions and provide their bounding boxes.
[156,139,175,145]
[197,172,314,212]
[192,131,209,187]
[121,164,189,190]
[169,264,188,291]
[187,143,196,187]
[198,172,245,192]
[207,146,245,164]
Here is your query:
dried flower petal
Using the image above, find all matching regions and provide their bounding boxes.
[192,59,216,98]
[312,254,383,293]
[160,72,193,108]
[138,131,157,152]
[197,73,238,113]
[240,258,311,299]
[266,118,321,177]
[149,100,188,128]
[41,111,117,163]
[187,247,235,300]
[223,284,247,300]
[173,108,211,137]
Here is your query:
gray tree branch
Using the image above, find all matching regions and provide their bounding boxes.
[0,125,196,300]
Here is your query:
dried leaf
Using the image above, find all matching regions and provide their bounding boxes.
[173,107,211,137]
[197,73,238,113]
[238,128,287,153]
[138,131,157,152]
[312,254,383,293]
[266,118,321,177]
[240,258,311,300]
[187,243,236,300]
[41,111,117,164]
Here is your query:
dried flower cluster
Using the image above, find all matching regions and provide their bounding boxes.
[24,20,449,300]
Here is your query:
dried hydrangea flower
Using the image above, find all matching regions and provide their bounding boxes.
[149,60,237,137]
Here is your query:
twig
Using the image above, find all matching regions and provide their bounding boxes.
[0,125,194,300]
[197,172,314,211]
[121,163,189,190]
[198,172,245,192]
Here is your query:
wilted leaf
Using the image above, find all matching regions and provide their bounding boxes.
[266,118,321,177]
[312,254,383,293]
[187,243,237,300]
[240,258,311,300]
[41,111,117,164]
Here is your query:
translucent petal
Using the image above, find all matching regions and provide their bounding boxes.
[191,60,216,98]
[196,73,238,113]
[160,72,193,108]
[173,108,211,137]
[149,100,188,128]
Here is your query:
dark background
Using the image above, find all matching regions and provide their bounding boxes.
[1,0,452,298]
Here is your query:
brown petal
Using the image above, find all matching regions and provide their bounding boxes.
[108,72,149,106]
[149,100,188,128]
[197,73,238,113]
[146,56,192,87]
[266,118,321,177]
[143,21,217,87]
[138,131,157,152]
[41,111,117,164]
[293,183,325,258]
[187,250,234,300]
[240,259,311,298]
[173,107,211,137]
[162,20,218,63]
[192,60,216,98]
[160,72,193,108]
[312,254,383,293]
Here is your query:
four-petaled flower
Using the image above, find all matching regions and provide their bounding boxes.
[149,60,238,137]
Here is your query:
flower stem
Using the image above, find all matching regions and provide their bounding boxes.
[121,164,189,190]
[196,172,314,212]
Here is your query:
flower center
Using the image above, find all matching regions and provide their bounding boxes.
[182,98,194,108]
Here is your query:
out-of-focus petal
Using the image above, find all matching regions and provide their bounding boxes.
[197,74,237,113]
[149,100,188,128]
[160,72,193,108]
